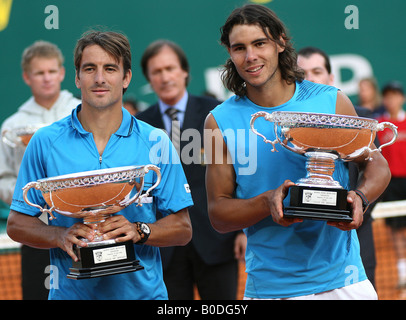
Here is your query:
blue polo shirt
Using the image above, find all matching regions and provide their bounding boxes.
[11,105,193,300]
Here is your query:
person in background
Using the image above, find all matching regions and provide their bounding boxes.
[296,46,334,86]
[137,39,245,300]
[357,77,384,118]
[204,4,390,299]
[377,81,406,288]
[297,46,378,287]
[0,40,80,300]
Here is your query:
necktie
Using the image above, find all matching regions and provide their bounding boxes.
[165,107,180,154]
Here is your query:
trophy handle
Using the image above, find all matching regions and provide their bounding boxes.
[22,182,56,219]
[2,129,18,148]
[23,182,42,210]
[376,122,398,152]
[136,165,162,206]
[250,111,279,152]
[144,164,161,195]
[120,165,161,207]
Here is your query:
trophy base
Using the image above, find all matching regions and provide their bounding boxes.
[284,207,353,222]
[67,239,144,280]
[67,260,144,280]
[284,185,353,222]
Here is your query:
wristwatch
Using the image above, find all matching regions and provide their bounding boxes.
[135,222,151,244]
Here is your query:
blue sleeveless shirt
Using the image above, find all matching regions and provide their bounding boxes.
[210,80,366,298]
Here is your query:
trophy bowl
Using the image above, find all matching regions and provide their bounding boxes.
[1,123,46,148]
[250,111,398,222]
[23,164,161,279]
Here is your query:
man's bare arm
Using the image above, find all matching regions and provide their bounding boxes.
[204,113,301,233]
[100,208,192,247]
[7,210,94,261]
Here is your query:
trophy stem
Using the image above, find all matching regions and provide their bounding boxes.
[297,152,343,189]
[286,151,352,222]
[83,215,110,242]
[69,213,144,280]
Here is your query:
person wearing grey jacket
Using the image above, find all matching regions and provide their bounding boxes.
[0,40,79,299]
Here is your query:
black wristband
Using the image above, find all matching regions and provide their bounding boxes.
[354,189,370,214]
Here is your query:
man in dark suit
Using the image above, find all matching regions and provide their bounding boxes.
[136,40,245,299]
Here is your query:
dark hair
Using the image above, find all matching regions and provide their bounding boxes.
[220,4,304,97]
[382,81,404,96]
[140,39,190,86]
[298,46,332,74]
[74,30,132,93]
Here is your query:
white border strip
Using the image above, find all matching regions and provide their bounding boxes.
[0,233,21,251]
[371,200,406,219]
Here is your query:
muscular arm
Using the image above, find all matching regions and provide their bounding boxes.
[143,208,192,246]
[7,210,94,261]
[204,113,301,234]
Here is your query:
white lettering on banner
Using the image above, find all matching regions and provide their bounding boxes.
[344,5,359,30]
[204,67,234,101]
[44,5,59,29]
[330,54,373,97]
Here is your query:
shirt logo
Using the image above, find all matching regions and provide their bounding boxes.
[184,184,191,193]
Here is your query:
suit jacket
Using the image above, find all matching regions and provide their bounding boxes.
[136,94,238,267]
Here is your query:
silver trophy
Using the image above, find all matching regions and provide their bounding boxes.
[250,111,398,222]
[23,165,161,279]
[1,124,46,148]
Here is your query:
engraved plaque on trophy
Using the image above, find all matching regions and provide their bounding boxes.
[23,165,161,279]
[250,111,398,222]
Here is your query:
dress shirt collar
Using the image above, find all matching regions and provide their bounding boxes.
[158,91,188,130]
